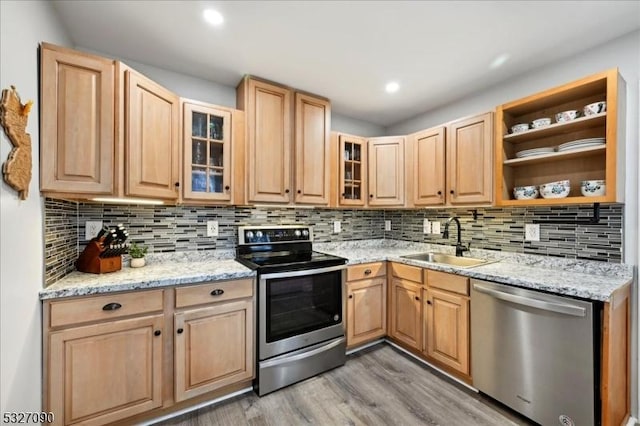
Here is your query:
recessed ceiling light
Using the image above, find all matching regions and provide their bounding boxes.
[203,9,224,26]
[385,81,400,94]
[490,53,510,69]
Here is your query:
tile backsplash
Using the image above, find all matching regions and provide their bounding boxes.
[44,198,624,285]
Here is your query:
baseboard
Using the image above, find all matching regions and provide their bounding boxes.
[385,340,478,392]
[346,338,385,355]
[139,386,253,425]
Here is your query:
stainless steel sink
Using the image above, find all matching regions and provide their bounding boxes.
[401,252,493,268]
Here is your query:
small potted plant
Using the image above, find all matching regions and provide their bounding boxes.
[128,242,148,268]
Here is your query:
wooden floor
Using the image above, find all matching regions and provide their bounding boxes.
[159,343,533,425]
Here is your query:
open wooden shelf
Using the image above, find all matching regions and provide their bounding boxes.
[503,113,606,144]
[500,195,609,206]
[504,145,606,167]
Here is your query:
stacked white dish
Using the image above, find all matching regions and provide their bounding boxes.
[515,147,555,158]
[557,138,605,152]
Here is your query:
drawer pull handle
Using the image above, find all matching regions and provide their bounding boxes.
[154,330,161,336]
[364,269,372,275]
[102,302,122,311]
[177,328,184,334]
[210,289,225,296]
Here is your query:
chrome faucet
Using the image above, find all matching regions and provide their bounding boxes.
[443,216,469,257]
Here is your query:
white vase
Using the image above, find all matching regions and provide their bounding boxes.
[130,257,145,268]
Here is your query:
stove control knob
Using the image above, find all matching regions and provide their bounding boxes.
[294,230,301,237]
[256,231,263,238]
[246,231,254,240]
[302,229,309,237]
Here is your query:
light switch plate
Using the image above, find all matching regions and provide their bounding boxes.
[333,221,341,233]
[207,220,219,237]
[423,219,431,234]
[385,220,391,231]
[525,224,540,241]
[85,221,103,240]
[431,221,441,235]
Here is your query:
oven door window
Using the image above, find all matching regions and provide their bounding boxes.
[266,270,342,343]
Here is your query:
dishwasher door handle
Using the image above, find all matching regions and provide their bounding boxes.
[472,283,586,317]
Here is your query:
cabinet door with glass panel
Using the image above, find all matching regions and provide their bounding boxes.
[183,102,232,202]
[339,134,368,206]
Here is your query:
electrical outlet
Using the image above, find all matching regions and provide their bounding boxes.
[207,220,219,237]
[431,221,441,235]
[525,224,540,241]
[333,221,341,233]
[385,220,391,231]
[85,220,103,240]
[423,218,431,234]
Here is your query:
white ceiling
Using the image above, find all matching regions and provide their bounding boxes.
[51,1,640,126]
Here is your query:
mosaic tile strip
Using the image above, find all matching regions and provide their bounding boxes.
[44,198,78,286]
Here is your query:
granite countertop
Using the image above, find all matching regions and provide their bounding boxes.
[40,250,255,300]
[314,240,634,302]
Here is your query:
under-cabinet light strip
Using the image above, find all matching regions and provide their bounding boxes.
[91,197,164,205]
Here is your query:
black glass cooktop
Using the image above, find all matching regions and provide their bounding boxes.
[236,250,346,273]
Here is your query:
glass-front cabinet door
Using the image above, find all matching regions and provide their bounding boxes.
[339,134,367,206]
[183,103,232,202]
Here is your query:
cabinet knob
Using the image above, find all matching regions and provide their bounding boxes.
[341,193,346,197]
[176,328,184,334]
[364,269,372,275]
[348,294,353,299]
[369,194,374,198]
[297,190,301,194]
[154,330,162,336]
[285,189,290,194]
[210,289,225,296]
[437,191,442,196]
[427,300,432,305]
[175,182,180,188]
[415,296,420,301]
[102,302,122,311]
[450,190,454,195]
[225,185,230,191]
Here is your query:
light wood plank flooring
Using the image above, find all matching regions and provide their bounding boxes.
[158,343,533,425]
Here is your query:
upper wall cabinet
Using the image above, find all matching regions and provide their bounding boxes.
[237,76,331,205]
[406,112,493,207]
[125,68,180,200]
[41,43,115,195]
[368,136,405,206]
[331,132,368,207]
[447,112,493,205]
[495,68,625,206]
[294,93,331,204]
[40,43,180,201]
[181,99,245,204]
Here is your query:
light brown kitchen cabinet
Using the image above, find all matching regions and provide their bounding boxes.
[182,100,245,204]
[44,290,165,426]
[368,137,405,206]
[333,133,368,206]
[406,126,446,206]
[125,69,180,200]
[40,43,116,195]
[346,262,387,348]
[424,270,470,377]
[447,112,493,204]
[388,263,423,351]
[294,92,331,204]
[238,77,291,203]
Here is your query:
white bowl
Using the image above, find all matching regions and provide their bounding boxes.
[555,110,580,123]
[513,186,539,200]
[583,101,606,116]
[581,180,605,197]
[531,118,551,129]
[539,180,570,199]
[511,123,529,134]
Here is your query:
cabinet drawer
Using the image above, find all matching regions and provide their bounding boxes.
[175,279,253,308]
[48,289,164,328]
[390,262,422,283]
[426,270,469,295]
[347,262,386,281]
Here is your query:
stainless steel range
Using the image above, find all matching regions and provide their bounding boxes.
[236,225,347,396]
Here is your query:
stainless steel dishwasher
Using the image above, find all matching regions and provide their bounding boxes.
[471,279,599,426]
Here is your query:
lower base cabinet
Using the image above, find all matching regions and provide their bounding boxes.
[43,279,255,426]
[345,262,387,348]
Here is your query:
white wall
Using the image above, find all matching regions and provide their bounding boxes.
[0,0,70,417]
[77,47,385,138]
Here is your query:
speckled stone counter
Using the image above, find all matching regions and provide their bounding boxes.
[40,250,255,300]
[314,240,634,302]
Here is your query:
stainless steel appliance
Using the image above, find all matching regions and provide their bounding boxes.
[236,225,347,396]
[471,279,600,426]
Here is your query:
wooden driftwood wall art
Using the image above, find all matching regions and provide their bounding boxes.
[0,86,33,200]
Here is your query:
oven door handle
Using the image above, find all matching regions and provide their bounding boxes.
[260,337,345,368]
[259,264,346,280]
